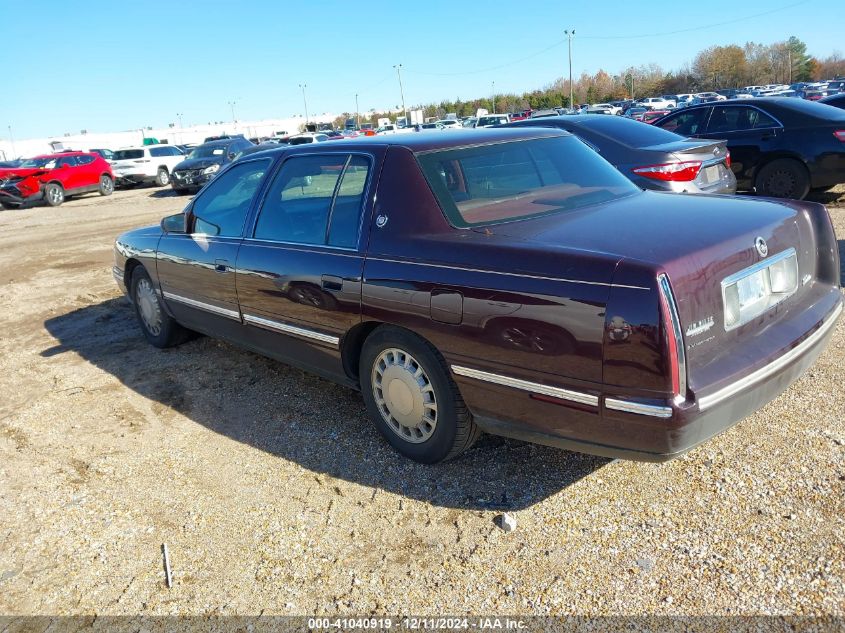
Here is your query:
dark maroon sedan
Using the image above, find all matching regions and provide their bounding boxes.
[113,128,842,464]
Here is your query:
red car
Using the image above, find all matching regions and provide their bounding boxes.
[0,152,114,209]
[641,110,672,124]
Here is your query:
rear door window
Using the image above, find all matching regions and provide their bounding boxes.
[113,149,144,160]
[254,154,371,248]
[76,155,96,165]
[707,106,779,132]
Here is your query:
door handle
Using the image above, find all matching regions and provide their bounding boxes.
[214,259,230,273]
[321,275,343,291]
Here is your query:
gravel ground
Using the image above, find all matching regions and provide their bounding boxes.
[0,184,843,622]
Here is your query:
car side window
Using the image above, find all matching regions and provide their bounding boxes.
[149,147,165,157]
[254,154,371,248]
[708,106,778,132]
[657,109,709,135]
[76,155,95,166]
[191,159,271,237]
[57,156,78,168]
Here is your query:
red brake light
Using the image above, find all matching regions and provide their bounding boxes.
[834,130,845,142]
[725,150,731,168]
[657,274,687,403]
[632,161,702,182]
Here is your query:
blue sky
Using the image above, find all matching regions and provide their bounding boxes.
[4,0,843,138]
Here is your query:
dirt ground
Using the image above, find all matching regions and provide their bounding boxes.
[0,184,843,620]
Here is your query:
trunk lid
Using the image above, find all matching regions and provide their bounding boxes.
[479,190,820,394]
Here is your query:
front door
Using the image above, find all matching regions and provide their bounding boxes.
[156,157,273,335]
[235,151,381,382]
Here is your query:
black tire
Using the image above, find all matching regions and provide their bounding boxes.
[155,168,170,187]
[44,182,65,207]
[130,267,190,348]
[98,174,114,196]
[360,326,481,464]
[755,159,810,200]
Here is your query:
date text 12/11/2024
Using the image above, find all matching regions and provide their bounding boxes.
[307,617,528,630]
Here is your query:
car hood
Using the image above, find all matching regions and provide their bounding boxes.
[173,157,225,171]
[477,190,798,267]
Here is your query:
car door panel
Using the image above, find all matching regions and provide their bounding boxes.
[155,157,273,333]
[703,105,783,187]
[235,150,382,381]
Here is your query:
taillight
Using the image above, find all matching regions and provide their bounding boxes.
[834,130,845,142]
[632,161,702,182]
[725,150,731,168]
[657,274,687,404]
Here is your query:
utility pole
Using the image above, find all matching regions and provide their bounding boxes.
[7,125,15,158]
[228,100,237,124]
[355,93,360,129]
[492,81,496,114]
[299,84,309,123]
[564,29,575,108]
[394,64,407,126]
[176,112,184,144]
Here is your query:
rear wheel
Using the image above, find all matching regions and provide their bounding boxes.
[98,175,114,196]
[755,159,810,200]
[155,168,170,186]
[131,267,190,348]
[44,183,65,206]
[360,327,480,464]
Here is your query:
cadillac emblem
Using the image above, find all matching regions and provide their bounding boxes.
[754,236,768,258]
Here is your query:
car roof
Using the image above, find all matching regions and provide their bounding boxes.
[669,97,845,123]
[34,151,89,158]
[238,127,567,157]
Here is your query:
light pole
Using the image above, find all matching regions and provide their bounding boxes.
[7,125,16,158]
[492,81,496,114]
[355,93,360,129]
[394,64,407,126]
[176,113,183,143]
[299,83,309,123]
[564,29,575,108]
[227,101,237,126]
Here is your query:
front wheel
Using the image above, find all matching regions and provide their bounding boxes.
[99,175,114,196]
[44,183,65,206]
[131,267,190,348]
[360,327,480,463]
[155,168,170,186]
[755,159,809,200]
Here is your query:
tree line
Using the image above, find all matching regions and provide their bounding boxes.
[332,37,845,127]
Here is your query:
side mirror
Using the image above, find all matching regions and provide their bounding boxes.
[161,213,187,234]
[228,153,236,161]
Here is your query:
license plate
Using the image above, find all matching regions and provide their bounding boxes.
[701,165,720,184]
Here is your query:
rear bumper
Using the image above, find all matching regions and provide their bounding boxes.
[114,172,154,185]
[454,295,842,462]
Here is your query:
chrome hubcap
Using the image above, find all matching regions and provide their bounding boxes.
[372,348,437,443]
[49,187,63,203]
[102,177,113,192]
[159,170,169,184]
[136,278,162,335]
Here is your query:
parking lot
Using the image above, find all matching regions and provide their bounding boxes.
[0,185,843,617]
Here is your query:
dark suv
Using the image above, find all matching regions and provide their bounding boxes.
[170,138,254,194]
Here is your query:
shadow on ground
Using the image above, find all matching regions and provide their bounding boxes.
[42,299,608,511]
[148,188,190,199]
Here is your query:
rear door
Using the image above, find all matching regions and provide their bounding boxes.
[235,150,382,381]
[55,156,83,192]
[75,154,100,190]
[156,157,273,334]
[704,105,782,185]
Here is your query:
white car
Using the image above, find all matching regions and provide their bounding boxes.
[110,144,185,186]
[475,114,511,127]
[638,97,676,110]
[435,119,463,131]
[584,103,621,115]
[287,133,330,145]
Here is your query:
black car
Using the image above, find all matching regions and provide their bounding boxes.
[505,114,736,194]
[170,138,254,194]
[820,93,845,110]
[653,98,845,199]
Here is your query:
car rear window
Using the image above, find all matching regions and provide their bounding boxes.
[574,116,686,146]
[113,149,144,160]
[416,136,639,228]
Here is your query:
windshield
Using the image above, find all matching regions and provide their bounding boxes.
[19,157,58,168]
[188,145,228,159]
[113,149,144,160]
[417,135,639,228]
